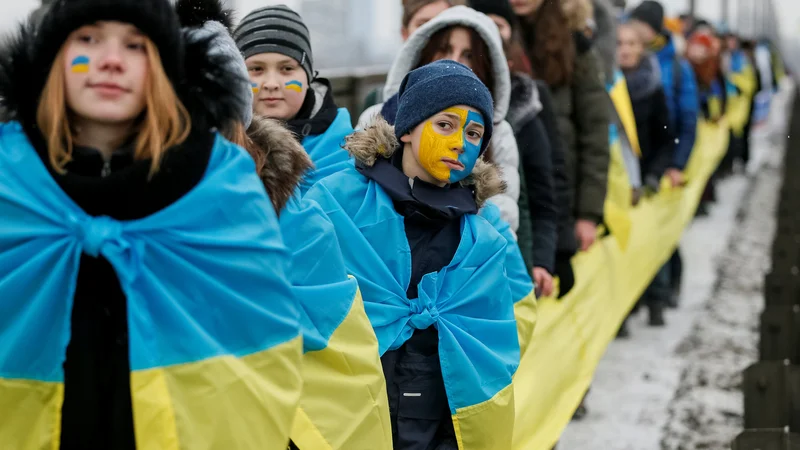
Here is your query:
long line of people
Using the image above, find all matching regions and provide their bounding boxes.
[0,0,788,448]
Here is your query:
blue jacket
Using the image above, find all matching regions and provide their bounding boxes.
[655,36,700,170]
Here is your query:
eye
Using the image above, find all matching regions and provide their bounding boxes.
[127,41,146,52]
[281,66,295,73]
[437,121,454,130]
[467,130,483,140]
[463,51,473,61]
[76,34,95,44]
[248,66,263,74]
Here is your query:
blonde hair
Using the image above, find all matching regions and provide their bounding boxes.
[36,39,191,175]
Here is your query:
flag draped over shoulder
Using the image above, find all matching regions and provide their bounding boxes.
[280,195,392,450]
[304,167,520,450]
[0,122,302,450]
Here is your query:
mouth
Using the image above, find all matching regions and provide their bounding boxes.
[87,82,130,95]
[441,158,465,171]
[260,97,283,103]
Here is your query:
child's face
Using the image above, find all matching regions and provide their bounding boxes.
[245,53,309,121]
[401,105,485,185]
[63,21,149,126]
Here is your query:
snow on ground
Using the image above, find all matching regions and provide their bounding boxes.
[558,83,794,450]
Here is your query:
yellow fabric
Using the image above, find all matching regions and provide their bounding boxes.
[512,120,730,449]
[603,138,634,250]
[608,77,642,157]
[0,378,63,450]
[131,336,303,450]
[514,289,539,359]
[453,383,515,450]
[290,289,392,450]
[709,97,723,122]
[728,66,758,137]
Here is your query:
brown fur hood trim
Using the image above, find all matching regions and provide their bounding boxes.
[247,116,312,214]
[344,117,505,208]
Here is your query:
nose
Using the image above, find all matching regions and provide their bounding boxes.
[450,130,465,155]
[262,71,281,91]
[97,41,125,74]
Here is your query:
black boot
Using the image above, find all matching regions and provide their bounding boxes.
[617,318,631,339]
[649,303,666,327]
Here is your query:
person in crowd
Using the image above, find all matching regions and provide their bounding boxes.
[719,32,757,175]
[177,2,393,448]
[512,0,611,297]
[304,59,523,450]
[358,6,523,239]
[686,29,726,215]
[0,0,304,448]
[362,0,466,112]
[234,5,353,195]
[618,22,675,326]
[630,0,699,308]
[469,0,564,297]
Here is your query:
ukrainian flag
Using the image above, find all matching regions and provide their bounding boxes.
[0,124,303,450]
[281,196,392,450]
[71,55,89,73]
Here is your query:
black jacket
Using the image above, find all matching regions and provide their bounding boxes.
[623,56,674,188]
[507,73,559,274]
[358,151,472,449]
[0,13,251,450]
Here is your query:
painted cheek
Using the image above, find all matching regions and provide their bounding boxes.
[70,55,90,73]
[449,111,484,183]
[285,80,304,93]
[419,121,460,183]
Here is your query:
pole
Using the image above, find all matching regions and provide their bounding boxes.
[688,0,696,15]
[722,0,729,29]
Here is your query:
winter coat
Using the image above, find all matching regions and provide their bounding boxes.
[542,33,610,226]
[507,73,559,273]
[623,55,674,189]
[303,117,526,449]
[0,21,302,450]
[357,6,522,233]
[286,79,355,195]
[654,34,700,170]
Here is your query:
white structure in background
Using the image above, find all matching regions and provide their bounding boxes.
[230,0,402,71]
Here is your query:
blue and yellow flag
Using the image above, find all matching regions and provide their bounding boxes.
[280,196,392,450]
[0,123,303,450]
[304,167,520,450]
[726,50,758,137]
[299,108,355,195]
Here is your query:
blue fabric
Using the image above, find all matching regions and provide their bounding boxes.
[303,166,519,412]
[280,194,357,353]
[0,122,300,382]
[299,108,355,195]
[655,37,699,170]
[479,202,535,300]
[393,60,494,153]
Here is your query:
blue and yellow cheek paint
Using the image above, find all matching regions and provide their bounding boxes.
[71,56,90,73]
[251,82,260,94]
[285,80,303,93]
[418,107,484,184]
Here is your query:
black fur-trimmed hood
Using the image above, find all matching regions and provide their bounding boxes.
[0,13,246,138]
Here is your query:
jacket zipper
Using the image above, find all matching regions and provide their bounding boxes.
[101,160,111,178]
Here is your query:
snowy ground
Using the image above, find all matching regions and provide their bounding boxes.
[558,83,794,450]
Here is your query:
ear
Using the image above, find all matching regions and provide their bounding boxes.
[401,27,410,42]
[400,133,413,144]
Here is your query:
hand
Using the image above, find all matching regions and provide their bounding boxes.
[575,219,597,252]
[532,267,555,297]
[665,168,685,188]
[631,188,642,206]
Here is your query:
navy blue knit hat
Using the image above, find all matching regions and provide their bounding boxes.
[394,60,494,154]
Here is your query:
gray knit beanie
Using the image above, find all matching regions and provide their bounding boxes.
[186,20,253,128]
[234,5,314,82]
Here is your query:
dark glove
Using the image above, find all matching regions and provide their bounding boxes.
[554,252,575,299]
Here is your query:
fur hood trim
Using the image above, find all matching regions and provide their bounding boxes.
[247,116,312,214]
[345,117,505,208]
[0,16,245,135]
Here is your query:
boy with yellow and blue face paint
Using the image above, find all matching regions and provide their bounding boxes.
[301,60,525,450]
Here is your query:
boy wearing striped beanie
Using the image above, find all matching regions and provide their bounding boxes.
[234,4,354,194]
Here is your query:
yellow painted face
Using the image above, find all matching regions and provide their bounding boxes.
[417,107,484,184]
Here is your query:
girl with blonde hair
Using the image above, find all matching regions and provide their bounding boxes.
[0,0,303,448]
